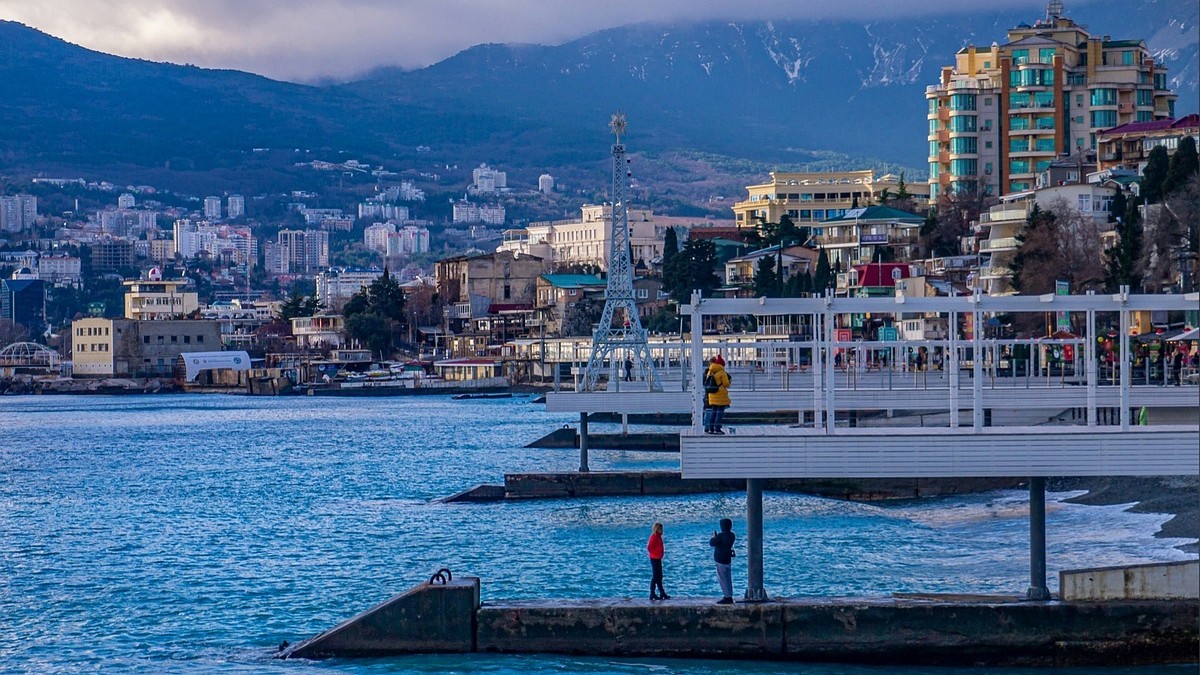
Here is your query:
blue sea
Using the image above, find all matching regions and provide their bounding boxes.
[0,394,1194,674]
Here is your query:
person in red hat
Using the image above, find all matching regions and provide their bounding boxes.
[703,355,731,434]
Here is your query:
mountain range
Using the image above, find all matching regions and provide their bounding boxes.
[0,1,1196,193]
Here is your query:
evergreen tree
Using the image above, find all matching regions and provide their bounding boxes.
[896,173,909,200]
[343,269,407,357]
[1104,195,1143,292]
[662,227,679,271]
[753,256,779,297]
[278,289,322,321]
[813,248,832,292]
[1010,204,1057,294]
[1141,145,1170,204]
[664,239,721,304]
[1162,136,1199,198]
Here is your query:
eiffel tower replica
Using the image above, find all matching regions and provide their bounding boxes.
[580,113,662,392]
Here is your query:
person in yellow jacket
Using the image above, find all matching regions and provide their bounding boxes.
[703,354,732,435]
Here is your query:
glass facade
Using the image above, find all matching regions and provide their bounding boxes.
[950,137,978,154]
[950,159,978,176]
[1034,137,1056,152]
[949,115,977,132]
[1010,138,1029,152]
[1091,88,1117,106]
[950,94,977,111]
[1010,159,1031,175]
[1090,110,1118,128]
[1136,89,1153,106]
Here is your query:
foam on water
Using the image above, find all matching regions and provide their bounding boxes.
[0,394,1192,674]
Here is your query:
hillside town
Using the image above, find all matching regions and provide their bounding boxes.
[1,6,1197,393]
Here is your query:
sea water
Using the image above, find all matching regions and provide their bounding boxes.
[0,394,1193,674]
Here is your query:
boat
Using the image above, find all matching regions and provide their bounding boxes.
[451,392,514,400]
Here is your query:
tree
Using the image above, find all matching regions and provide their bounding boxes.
[663,239,720,304]
[813,248,832,293]
[278,290,322,322]
[921,186,994,258]
[342,269,407,356]
[1011,201,1106,296]
[662,227,679,272]
[785,269,813,297]
[1162,136,1199,199]
[1104,194,1143,292]
[561,295,604,337]
[753,256,779,297]
[0,319,30,346]
[1141,145,1170,204]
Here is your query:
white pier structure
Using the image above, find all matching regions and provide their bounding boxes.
[546,291,1200,601]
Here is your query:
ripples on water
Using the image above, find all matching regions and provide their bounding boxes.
[0,395,1193,674]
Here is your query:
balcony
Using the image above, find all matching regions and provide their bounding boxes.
[446,303,473,320]
[979,266,1013,279]
[981,206,1029,223]
[1118,102,1135,113]
[979,237,1020,252]
[814,232,858,247]
[938,108,950,122]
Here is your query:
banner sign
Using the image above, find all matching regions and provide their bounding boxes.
[183,351,251,381]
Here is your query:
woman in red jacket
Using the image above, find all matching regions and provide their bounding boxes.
[647,522,669,600]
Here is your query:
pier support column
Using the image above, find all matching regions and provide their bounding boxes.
[744,478,768,602]
[1027,477,1050,600]
[579,413,590,473]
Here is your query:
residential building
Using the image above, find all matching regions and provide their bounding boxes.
[290,314,344,350]
[470,163,507,194]
[1,268,46,334]
[315,267,385,311]
[91,239,135,272]
[276,230,329,275]
[534,273,607,335]
[203,196,222,220]
[1096,114,1200,172]
[300,208,344,225]
[539,174,555,194]
[731,171,929,230]
[436,250,545,356]
[815,205,926,268]
[149,238,175,263]
[975,181,1118,295]
[227,194,244,219]
[387,226,430,256]
[118,193,136,209]
[0,194,37,233]
[836,262,917,298]
[498,204,667,271]
[123,268,199,320]
[37,254,82,287]
[723,245,819,294]
[452,200,505,226]
[926,3,1177,199]
[70,317,221,377]
[364,222,396,253]
[97,208,157,238]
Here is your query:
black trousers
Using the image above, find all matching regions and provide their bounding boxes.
[650,558,665,597]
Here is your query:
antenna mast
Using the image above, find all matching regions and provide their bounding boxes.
[580,113,662,391]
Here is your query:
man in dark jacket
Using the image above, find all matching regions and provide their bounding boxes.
[709,518,736,604]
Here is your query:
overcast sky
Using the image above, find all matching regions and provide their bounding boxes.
[2,0,1069,82]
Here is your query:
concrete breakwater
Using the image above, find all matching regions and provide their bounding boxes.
[441,471,1025,503]
[282,567,1200,666]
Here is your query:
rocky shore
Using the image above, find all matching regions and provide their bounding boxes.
[1052,476,1200,554]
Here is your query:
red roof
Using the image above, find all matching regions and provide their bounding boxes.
[852,263,911,287]
[1099,114,1199,136]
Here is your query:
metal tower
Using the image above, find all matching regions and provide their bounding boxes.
[580,113,662,392]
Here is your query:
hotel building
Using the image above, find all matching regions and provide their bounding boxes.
[730,171,929,231]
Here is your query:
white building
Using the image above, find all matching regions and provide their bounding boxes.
[227,194,244,219]
[498,204,664,271]
[301,208,344,225]
[117,193,136,209]
[203,196,222,220]
[387,226,431,256]
[276,229,329,275]
[315,267,385,311]
[37,254,82,287]
[364,222,397,254]
[538,174,555,194]
[0,195,37,233]
[470,163,507,194]
[453,200,505,226]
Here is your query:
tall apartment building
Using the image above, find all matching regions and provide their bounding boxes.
[0,195,38,233]
[470,163,507,194]
[203,196,222,220]
[363,222,396,254]
[315,267,385,311]
[926,1,1177,200]
[730,171,929,230]
[276,229,329,275]
[118,193,136,209]
[387,226,430,256]
[227,194,245,219]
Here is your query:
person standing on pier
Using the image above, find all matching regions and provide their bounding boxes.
[703,355,731,435]
[710,518,736,604]
[647,522,669,600]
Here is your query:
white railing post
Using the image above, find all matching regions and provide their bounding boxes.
[972,298,984,431]
[1118,287,1131,430]
[690,291,705,434]
[949,311,959,428]
[824,295,836,434]
[1086,295,1097,427]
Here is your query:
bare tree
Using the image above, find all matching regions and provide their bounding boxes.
[1161,174,1200,292]
[1045,199,1107,293]
[920,187,996,258]
[0,320,31,347]
[1137,203,1185,292]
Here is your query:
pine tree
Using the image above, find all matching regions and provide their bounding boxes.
[662,227,679,271]
[813,248,832,292]
[1141,146,1170,204]
[1104,195,1143,292]
[1162,136,1199,198]
[753,256,779,297]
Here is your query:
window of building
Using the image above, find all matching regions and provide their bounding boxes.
[1035,138,1056,152]
[983,61,991,69]
[1010,138,1029,153]
[1091,88,1116,106]
[1011,49,1029,65]
[985,140,993,148]
[984,162,993,175]
[170,335,177,343]
[1039,48,1056,64]
[143,336,150,344]
[983,96,993,106]
[950,159,978,176]
[1090,110,1118,128]
[951,137,978,154]
[1136,89,1153,106]
[950,94,977,111]
[197,335,204,343]
[637,288,648,299]
[1122,51,1134,65]
[949,115,977,132]
[1136,111,1154,122]
[184,335,190,344]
